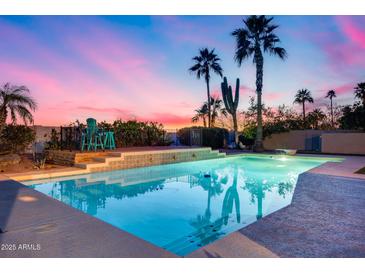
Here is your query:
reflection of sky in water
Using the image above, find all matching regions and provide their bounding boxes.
[29,156,328,255]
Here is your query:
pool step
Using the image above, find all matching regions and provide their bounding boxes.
[75,148,226,173]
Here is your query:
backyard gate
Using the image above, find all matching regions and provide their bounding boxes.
[304,135,322,152]
[189,128,203,146]
[60,126,83,151]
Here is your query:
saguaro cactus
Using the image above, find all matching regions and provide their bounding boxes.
[221,76,240,144]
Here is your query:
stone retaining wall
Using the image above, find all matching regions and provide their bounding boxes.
[46,150,109,166]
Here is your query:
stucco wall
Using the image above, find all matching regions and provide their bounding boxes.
[263,130,362,154]
[321,133,365,155]
[263,130,326,150]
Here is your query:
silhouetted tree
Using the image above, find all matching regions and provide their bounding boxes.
[307,108,326,129]
[189,48,223,128]
[0,83,37,133]
[354,82,365,107]
[294,88,314,121]
[326,89,336,128]
[232,15,287,152]
[192,104,209,127]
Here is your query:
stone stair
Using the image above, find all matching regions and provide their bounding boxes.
[75,148,226,173]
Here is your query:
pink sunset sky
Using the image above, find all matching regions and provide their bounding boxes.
[0,16,365,128]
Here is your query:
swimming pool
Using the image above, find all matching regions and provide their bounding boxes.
[26,155,337,255]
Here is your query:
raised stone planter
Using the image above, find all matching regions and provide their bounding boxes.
[0,154,21,167]
[46,150,109,166]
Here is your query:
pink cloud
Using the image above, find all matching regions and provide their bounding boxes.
[0,18,197,127]
[239,85,255,95]
[336,16,365,49]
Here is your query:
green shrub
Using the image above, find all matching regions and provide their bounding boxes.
[0,124,35,153]
[339,103,365,130]
[112,120,172,147]
[177,127,228,149]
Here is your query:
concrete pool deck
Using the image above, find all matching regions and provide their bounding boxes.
[0,179,176,258]
[0,152,365,258]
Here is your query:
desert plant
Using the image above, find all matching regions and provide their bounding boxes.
[0,83,37,134]
[33,152,46,169]
[221,76,240,144]
[232,15,287,151]
[189,48,223,128]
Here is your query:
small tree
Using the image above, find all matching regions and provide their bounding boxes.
[294,88,314,121]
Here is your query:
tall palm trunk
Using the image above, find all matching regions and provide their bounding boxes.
[206,187,211,219]
[302,102,306,120]
[256,183,263,220]
[232,113,238,144]
[254,46,264,152]
[330,98,334,128]
[0,107,7,134]
[206,80,211,128]
[203,117,207,128]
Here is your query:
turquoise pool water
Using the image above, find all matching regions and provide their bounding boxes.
[27,155,333,255]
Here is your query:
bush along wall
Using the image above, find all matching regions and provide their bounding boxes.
[103,120,172,147]
[177,127,229,149]
[0,124,36,153]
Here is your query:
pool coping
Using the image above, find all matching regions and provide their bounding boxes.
[1,152,365,258]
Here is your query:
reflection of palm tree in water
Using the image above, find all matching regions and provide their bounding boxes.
[221,167,240,225]
[243,176,295,220]
[190,166,242,244]
[190,171,225,244]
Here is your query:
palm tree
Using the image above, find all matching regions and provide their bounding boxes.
[192,97,227,127]
[354,82,365,107]
[192,103,209,127]
[325,90,336,128]
[210,96,227,127]
[232,15,287,152]
[189,48,223,128]
[0,83,37,133]
[294,88,314,121]
[307,108,326,129]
